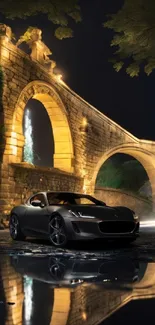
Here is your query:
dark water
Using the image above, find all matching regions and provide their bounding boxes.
[0,253,155,325]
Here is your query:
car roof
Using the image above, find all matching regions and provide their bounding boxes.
[35,191,91,196]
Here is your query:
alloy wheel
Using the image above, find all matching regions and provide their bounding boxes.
[49,216,67,246]
[49,258,66,280]
[10,215,18,239]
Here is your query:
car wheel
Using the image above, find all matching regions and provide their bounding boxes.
[49,258,66,280]
[49,215,68,248]
[9,214,26,241]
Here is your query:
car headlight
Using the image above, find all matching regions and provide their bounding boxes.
[133,213,139,221]
[68,210,96,219]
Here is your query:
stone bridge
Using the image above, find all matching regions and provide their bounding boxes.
[0,24,155,215]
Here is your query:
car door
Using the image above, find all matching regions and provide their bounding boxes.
[25,194,50,235]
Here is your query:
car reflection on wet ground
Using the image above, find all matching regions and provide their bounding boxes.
[0,253,154,325]
[0,225,155,324]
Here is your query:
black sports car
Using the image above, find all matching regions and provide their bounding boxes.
[9,191,140,247]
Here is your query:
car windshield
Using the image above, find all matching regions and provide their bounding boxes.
[47,192,106,206]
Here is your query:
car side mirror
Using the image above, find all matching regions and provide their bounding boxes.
[31,200,43,207]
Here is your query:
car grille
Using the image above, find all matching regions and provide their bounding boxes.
[99,221,135,233]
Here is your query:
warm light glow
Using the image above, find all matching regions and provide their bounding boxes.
[23,108,34,163]
[82,312,87,321]
[50,288,71,325]
[83,178,90,194]
[83,184,87,194]
[57,74,63,82]
[81,169,86,177]
[11,131,16,138]
[80,116,88,133]
[11,145,17,156]
[82,117,87,127]
[9,282,18,325]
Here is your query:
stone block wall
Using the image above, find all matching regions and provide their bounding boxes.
[0,162,83,214]
[67,285,131,325]
[95,187,152,218]
[0,255,24,325]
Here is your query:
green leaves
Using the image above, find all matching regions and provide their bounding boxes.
[54,26,73,40]
[126,63,140,77]
[68,10,81,23]
[96,158,148,196]
[0,0,81,40]
[144,60,155,76]
[105,0,155,76]
[113,61,124,72]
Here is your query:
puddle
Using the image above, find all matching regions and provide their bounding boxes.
[0,254,155,324]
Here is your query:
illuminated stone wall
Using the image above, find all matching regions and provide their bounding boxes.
[67,286,132,325]
[1,24,155,216]
[10,163,83,207]
[66,265,155,325]
[0,255,24,325]
[95,187,152,218]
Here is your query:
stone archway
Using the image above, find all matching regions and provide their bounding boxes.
[91,145,155,209]
[50,288,71,325]
[10,81,74,173]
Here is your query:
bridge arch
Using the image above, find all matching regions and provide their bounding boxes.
[91,145,155,207]
[11,80,74,173]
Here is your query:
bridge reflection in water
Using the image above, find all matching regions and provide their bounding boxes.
[0,254,155,325]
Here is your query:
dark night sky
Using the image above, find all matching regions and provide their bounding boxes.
[1,0,155,140]
[101,298,155,325]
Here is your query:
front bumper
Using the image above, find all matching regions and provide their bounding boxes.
[67,219,139,241]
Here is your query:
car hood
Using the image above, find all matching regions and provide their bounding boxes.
[71,205,134,221]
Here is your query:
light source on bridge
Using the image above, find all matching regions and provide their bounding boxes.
[56,74,63,82]
[82,312,87,321]
[80,116,88,133]
[82,117,87,127]
[81,169,87,177]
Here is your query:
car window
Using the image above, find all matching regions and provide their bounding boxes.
[30,194,46,206]
[47,193,77,205]
[75,197,96,205]
[47,193,105,206]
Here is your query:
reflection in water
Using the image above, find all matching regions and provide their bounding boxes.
[0,254,155,325]
[0,255,24,325]
[24,276,33,323]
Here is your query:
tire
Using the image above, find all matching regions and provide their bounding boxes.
[9,214,26,241]
[48,214,68,248]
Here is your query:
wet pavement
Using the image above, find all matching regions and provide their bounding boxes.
[0,226,155,324]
